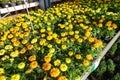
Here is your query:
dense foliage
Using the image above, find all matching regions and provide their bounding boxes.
[0,0,120,80]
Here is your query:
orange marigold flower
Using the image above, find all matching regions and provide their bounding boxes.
[87,37,95,43]
[42,63,51,71]
[58,76,67,80]
[25,68,33,74]
[105,21,112,27]
[28,55,36,62]
[19,48,26,54]
[83,60,90,67]
[50,68,60,78]
[30,61,38,69]
[27,44,34,50]
[44,55,51,63]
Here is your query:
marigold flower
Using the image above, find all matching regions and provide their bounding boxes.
[30,61,38,69]
[0,75,6,80]
[11,74,20,80]
[40,28,46,33]
[68,51,74,57]
[65,58,71,64]
[5,45,13,50]
[27,44,34,50]
[8,34,13,39]
[39,39,46,46]
[0,49,5,56]
[105,21,112,27]
[60,64,68,72]
[86,54,93,60]
[50,68,60,78]
[28,55,36,62]
[83,60,90,67]
[54,59,61,66]
[69,31,74,35]
[87,37,95,43]
[75,54,82,59]
[77,38,83,43]
[18,62,25,69]
[0,68,4,75]
[44,55,51,63]
[61,44,67,50]
[47,35,53,41]
[85,31,90,37]
[13,41,20,47]
[21,39,28,44]
[58,76,67,80]
[19,48,26,54]
[112,23,117,29]
[10,50,19,58]
[42,63,51,71]
[31,38,37,44]
[25,68,33,74]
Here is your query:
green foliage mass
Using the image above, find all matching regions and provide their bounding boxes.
[107,59,116,73]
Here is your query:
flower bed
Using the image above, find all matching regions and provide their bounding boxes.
[0,0,120,80]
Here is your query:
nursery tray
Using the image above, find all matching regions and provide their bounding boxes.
[81,31,120,80]
[0,1,39,14]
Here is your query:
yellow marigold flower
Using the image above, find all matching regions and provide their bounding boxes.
[47,27,51,31]
[69,31,74,35]
[61,33,66,37]
[13,41,20,47]
[58,76,67,80]
[0,68,4,75]
[47,44,53,48]
[0,75,6,80]
[75,30,79,34]
[10,58,14,63]
[69,24,73,29]
[87,37,95,43]
[28,55,36,62]
[98,23,103,27]
[60,64,68,72]
[75,54,82,59]
[86,54,93,60]
[50,68,60,78]
[65,58,71,64]
[8,34,13,39]
[55,39,61,44]
[25,68,33,74]
[40,28,46,33]
[68,51,74,57]
[19,48,26,54]
[18,62,25,69]
[18,34,24,38]
[74,34,79,39]
[41,34,46,38]
[61,44,67,50]
[11,74,20,80]
[21,39,28,44]
[77,38,83,43]
[24,32,29,37]
[54,59,61,66]
[105,21,112,27]
[5,45,13,50]
[30,61,38,69]
[39,39,46,46]
[1,55,9,61]
[1,36,7,41]
[112,23,117,29]
[107,27,113,30]
[83,60,90,67]
[85,31,90,37]
[42,63,51,71]
[44,55,51,63]
[47,35,53,40]
[27,44,34,50]
[0,49,5,56]
[31,38,37,44]
[52,33,58,39]
[10,50,19,58]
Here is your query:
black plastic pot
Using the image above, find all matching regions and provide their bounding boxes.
[0,2,10,8]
